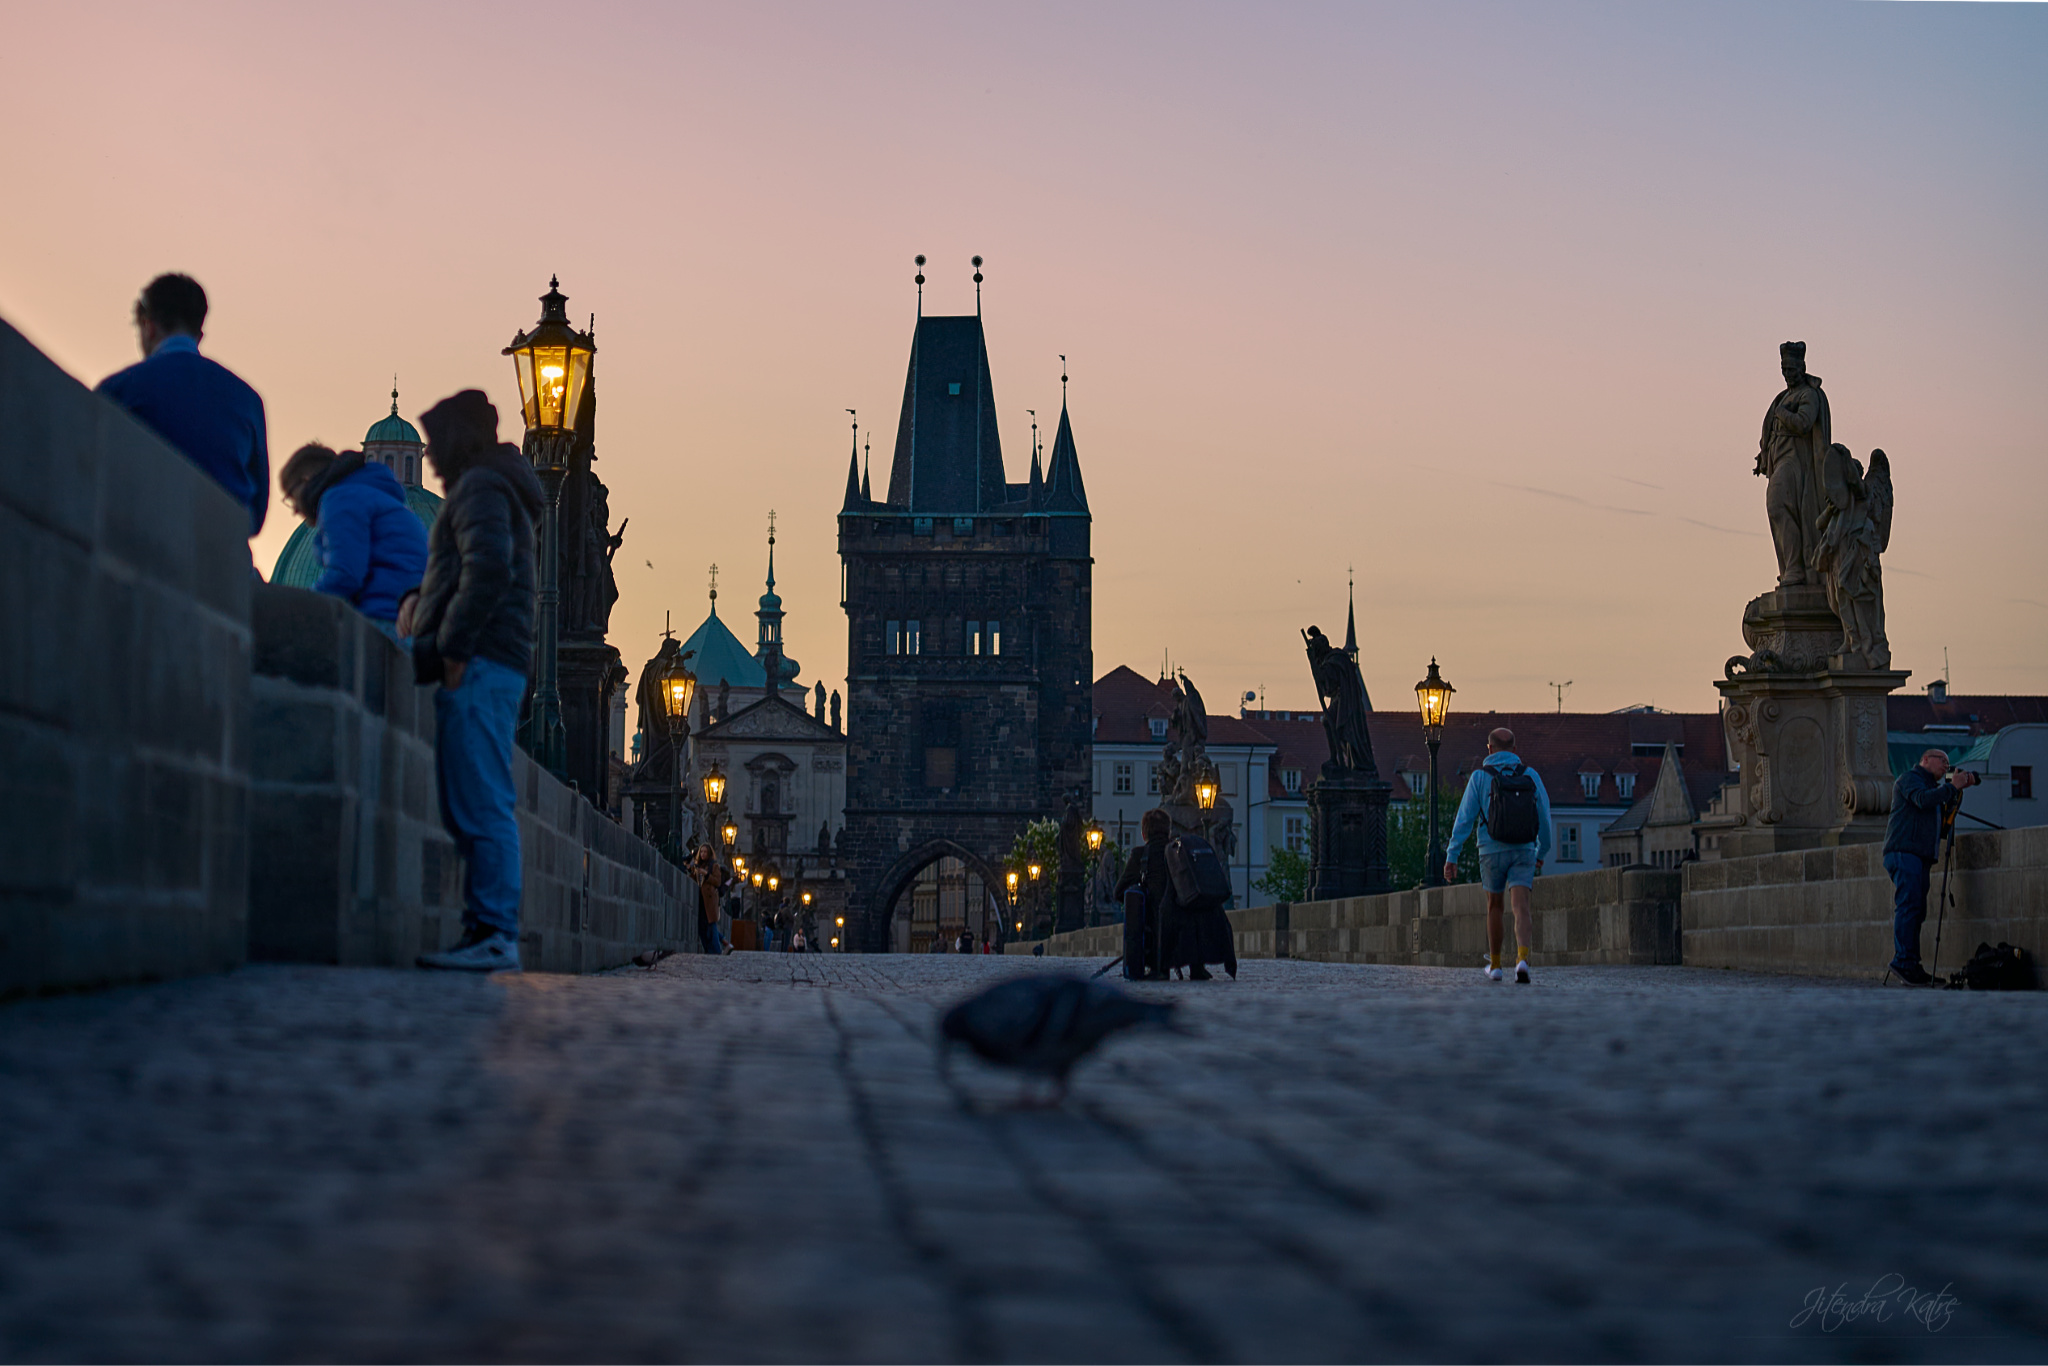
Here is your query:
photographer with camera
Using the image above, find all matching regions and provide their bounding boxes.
[1884,749,1977,985]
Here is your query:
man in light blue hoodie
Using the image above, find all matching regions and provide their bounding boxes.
[1443,727,1552,983]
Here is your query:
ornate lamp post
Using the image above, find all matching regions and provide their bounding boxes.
[701,762,727,809]
[660,650,697,862]
[504,277,595,779]
[833,913,845,952]
[1415,658,1456,888]
[721,819,738,851]
[1086,823,1105,856]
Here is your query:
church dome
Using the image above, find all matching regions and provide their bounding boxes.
[366,409,422,446]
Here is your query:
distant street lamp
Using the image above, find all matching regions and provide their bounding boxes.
[1194,771,1219,811]
[1415,658,1457,888]
[660,649,697,862]
[701,762,726,807]
[503,276,595,778]
[721,819,738,849]
[1085,823,1105,856]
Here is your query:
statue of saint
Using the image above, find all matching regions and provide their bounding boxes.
[1755,341,1832,587]
[1815,444,1893,668]
[631,636,683,781]
[1303,625,1377,776]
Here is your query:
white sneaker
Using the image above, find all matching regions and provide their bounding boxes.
[1515,961,1531,984]
[418,927,521,973]
[1484,964,1503,982]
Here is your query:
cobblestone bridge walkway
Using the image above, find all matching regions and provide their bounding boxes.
[3,955,2044,1362]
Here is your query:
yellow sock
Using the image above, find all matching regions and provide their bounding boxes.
[1516,944,1532,963]
[1489,952,1501,971]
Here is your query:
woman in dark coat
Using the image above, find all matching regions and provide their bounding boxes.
[1113,809,1238,981]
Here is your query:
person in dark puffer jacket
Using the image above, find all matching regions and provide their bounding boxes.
[405,390,544,974]
[277,443,429,632]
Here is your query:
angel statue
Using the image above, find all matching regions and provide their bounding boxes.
[1813,444,1894,669]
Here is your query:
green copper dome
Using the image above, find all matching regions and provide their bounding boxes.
[366,386,421,447]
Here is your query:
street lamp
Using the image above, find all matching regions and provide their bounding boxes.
[1415,657,1456,888]
[503,276,595,778]
[660,649,697,862]
[1195,773,1219,810]
[721,820,738,849]
[701,762,726,807]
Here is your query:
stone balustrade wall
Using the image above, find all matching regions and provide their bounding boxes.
[250,583,691,972]
[1,319,252,997]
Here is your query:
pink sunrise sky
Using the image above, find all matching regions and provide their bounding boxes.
[5,1,2044,715]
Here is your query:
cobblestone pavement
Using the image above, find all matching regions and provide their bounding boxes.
[2,954,2045,1363]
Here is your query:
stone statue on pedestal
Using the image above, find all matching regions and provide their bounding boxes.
[1300,624,1389,899]
[1699,345,1907,860]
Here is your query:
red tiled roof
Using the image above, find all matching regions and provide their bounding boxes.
[1886,694,2048,736]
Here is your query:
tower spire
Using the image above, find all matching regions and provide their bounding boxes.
[708,563,719,616]
[1344,566,1358,663]
[842,409,862,511]
[390,375,399,416]
[757,511,784,699]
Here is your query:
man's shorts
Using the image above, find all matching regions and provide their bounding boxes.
[1479,847,1539,893]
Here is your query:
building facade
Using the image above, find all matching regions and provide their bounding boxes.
[839,305,1093,953]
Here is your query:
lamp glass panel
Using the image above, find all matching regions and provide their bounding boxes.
[511,348,539,430]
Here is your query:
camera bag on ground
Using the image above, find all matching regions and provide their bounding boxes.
[1165,835,1232,913]
[1483,763,1542,845]
[1956,941,2037,991]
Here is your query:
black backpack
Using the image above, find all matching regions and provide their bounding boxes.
[1483,763,1542,845]
[1956,942,2037,991]
[1165,835,1232,913]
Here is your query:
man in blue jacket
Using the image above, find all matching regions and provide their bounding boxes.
[1443,727,1553,984]
[1884,749,1977,985]
[277,443,429,633]
[96,274,269,537]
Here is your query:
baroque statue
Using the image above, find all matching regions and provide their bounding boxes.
[1754,340,1832,588]
[1815,444,1894,669]
[1303,625,1377,776]
[631,635,684,782]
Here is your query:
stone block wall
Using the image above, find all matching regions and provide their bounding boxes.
[250,583,689,971]
[1022,866,1684,968]
[1683,827,2048,978]
[0,317,250,997]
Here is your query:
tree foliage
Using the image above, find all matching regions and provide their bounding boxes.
[1252,845,1311,902]
[1387,787,1479,891]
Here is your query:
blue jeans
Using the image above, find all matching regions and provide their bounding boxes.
[1479,846,1539,893]
[1884,851,1931,971]
[435,656,526,936]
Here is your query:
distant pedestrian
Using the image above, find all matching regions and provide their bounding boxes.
[956,928,974,956]
[1883,749,1976,985]
[97,273,269,536]
[1113,809,1178,981]
[409,391,543,974]
[278,442,428,635]
[1443,727,1553,984]
[687,845,732,955]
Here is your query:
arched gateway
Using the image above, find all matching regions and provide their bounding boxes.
[873,841,1006,954]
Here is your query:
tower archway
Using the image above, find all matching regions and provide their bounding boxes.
[872,840,1006,953]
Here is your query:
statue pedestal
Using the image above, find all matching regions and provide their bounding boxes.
[1699,586,1906,860]
[1306,771,1390,900]
[559,639,625,810]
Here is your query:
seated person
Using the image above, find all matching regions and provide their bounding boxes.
[279,443,429,634]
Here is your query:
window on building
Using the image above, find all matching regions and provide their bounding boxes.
[1114,762,1133,795]
[1222,765,1238,796]
[1147,764,1161,795]
[1281,768,1302,794]
[1580,772,1602,799]
[922,702,958,789]
[896,620,919,655]
[2014,765,2034,800]
[1616,774,1637,800]
[1404,771,1426,795]
[967,620,981,655]
[988,620,1001,655]
[1149,718,1167,740]
[1559,823,1581,862]
[885,620,900,655]
[1092,763,1102,795]
[924,747,957,788]
[1284,816,1306,854]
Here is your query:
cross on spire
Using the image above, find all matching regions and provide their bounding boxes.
[708,562,719,610]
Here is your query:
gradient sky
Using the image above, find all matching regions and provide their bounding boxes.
[7,1,2044,715]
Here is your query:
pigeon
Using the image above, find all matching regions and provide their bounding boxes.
[631,947,677,970]
[938,975,1182,1104]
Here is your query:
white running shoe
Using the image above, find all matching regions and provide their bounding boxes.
[418,927,521,973]
[1515,960,1531,984]
[1484,963,1503,982]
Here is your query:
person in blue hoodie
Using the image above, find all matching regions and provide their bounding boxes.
[1443,727,1553,984]
[97,273,270,537]
[278,443,429,633]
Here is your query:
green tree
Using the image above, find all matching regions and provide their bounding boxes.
[1252,845,1311,902]
[1387,786,1479,890]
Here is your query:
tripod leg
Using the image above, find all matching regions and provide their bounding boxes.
[1930,808,1959,981]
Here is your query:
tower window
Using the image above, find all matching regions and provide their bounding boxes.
[988,621,1001,655]
[967,621,981,656]
[905,621,921,655]
[947,382,961,395]
[885,620,900,655]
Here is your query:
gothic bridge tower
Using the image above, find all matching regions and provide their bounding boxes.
[838,263,1093,953]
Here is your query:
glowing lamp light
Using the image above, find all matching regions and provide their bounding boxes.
[768,875,779,891]
[801,891,813,907]
[1086,824,1104,853]
[503,276,594,443]
[835,916,845,927]
[701,762,726,806]
[830,937,839,948]
[721,821,737,848]
[661,654,697,730]
[1414,657,1456,740]
[733,855,747,876]
[752,872,764,888]
[1028,863,1042,881]
[1014,921,1023,933]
